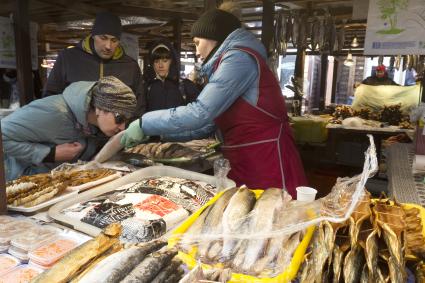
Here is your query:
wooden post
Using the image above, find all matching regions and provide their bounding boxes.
[173,17,182,74]
[0,124,6,215]
[319,54,329,110]
[261,0,274,56]
[13,0,34,106]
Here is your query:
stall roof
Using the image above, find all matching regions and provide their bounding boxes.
[0,0,366,56]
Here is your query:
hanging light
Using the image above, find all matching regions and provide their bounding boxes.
[351,35,359,48]
[344,52,354,67]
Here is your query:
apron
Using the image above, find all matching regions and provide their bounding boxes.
[213,47,306,197]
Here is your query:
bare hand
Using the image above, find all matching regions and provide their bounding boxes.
[55,142,83,162]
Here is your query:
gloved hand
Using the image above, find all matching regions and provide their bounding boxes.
[120,119,146,148]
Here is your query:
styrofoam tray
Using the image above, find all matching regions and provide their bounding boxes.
[67,172,122,192]
[8,188,78,213]
[49,166,235,236]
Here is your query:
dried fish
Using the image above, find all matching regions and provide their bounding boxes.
[197,187,238,259]
[343,245,365,283]
[292,13,299,48]
[240,189,284,271]
[365,228,379,281]
[332,246,344,283]
[285,14,293,44]
[76,240,166,283]
[338,20,346,52]
[221,187,256,261]
[178,204,213,253]
[120,249,178,283]
[32,223,122,283]
[150,259,182,283]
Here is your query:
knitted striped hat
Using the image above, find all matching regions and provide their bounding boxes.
[92,76,136,119]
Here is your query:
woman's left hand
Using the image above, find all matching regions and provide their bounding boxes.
[120,119,146,148]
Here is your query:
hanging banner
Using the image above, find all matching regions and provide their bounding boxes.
[120,32,139,61]
[364,0,425,55]
[0,16,38,70]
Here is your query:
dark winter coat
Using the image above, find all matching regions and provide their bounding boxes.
[43,35,146,116]
[144,40,200,112]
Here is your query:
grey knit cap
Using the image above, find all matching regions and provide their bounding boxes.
[91,76,136,119]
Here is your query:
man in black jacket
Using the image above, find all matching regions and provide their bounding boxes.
[43,12,146,116]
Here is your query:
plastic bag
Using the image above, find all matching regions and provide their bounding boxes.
[171,135,378,278]
[94,131,125,163]
[213,158,231,192]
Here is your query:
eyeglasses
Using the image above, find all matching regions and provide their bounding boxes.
[114,112,127,124]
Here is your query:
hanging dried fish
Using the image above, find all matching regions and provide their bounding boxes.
[286,14,293,45]
[338,19,346,52]
[297,14,307,49]
[311,17,320,51]
[318,17,326,52]
[395,55,401,70]
[292,12,299,48]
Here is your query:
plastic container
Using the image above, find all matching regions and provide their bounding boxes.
[28,259,53,270]
[0,254,20,275]
[49,166,236,236]
[168,189,316,283]
[296,186,318,202]
[0,216,15,226]
[0,264,43,283]
[28,236,79,266]
[0,221,36,247]
[11,226,59,252]
[8,246,29,262]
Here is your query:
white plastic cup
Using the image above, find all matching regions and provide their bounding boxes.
[296,186,318,202]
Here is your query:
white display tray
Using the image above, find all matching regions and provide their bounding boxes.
[8,188,78,213]
[48,166,235,236]
[67,172,122,192]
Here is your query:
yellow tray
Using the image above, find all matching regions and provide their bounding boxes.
[168,189,315,283]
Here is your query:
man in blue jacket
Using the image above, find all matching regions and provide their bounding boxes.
[3,76,136,181]
[43,12,146,116]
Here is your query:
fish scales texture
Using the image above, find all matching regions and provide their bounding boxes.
[221,187,256,260]
[240,188,284,271]
[178,205,213,252]
[77,241,166,283]
[197,188,238,259]
[343,245,365,283]
[251,193,295,275]
[150,259,182,283]
[120,249,177,283]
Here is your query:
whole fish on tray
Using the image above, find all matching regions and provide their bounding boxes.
[73,240,166,283]
[120,249,178,283]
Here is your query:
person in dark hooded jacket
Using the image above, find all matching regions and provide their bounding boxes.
[43,12,146,116]
[144,40,200,112]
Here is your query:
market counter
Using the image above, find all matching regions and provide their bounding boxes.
[386,143,425,206]
[290,115,330,144]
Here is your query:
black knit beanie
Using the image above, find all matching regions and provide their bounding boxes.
[92,76,136,119]
[191,9,241,42]
[92,12,122,39]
